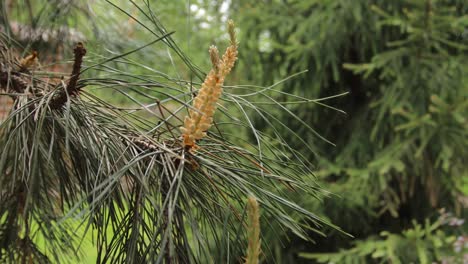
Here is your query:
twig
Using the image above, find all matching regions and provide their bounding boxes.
[50,42,86,109]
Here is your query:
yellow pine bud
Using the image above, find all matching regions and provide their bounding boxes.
[181,20,238,150]
[228,20,237,46]
[19,51,39,70]
[221,20,238,77]
[210,45,220,73]
[245,196,261,264]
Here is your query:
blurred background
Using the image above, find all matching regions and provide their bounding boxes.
[1,0,467,263]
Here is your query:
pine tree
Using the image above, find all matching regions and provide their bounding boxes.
[0,1,339,263]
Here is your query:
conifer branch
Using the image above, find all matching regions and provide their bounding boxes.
[50,42,86,109]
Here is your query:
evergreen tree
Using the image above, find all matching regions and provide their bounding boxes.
[0,1,338,263]
[234,0,468,262]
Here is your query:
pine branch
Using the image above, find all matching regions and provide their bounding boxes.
[50,42,87,109]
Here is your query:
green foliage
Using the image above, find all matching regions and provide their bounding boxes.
[301,213,466,264]
[233,0,468,262]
